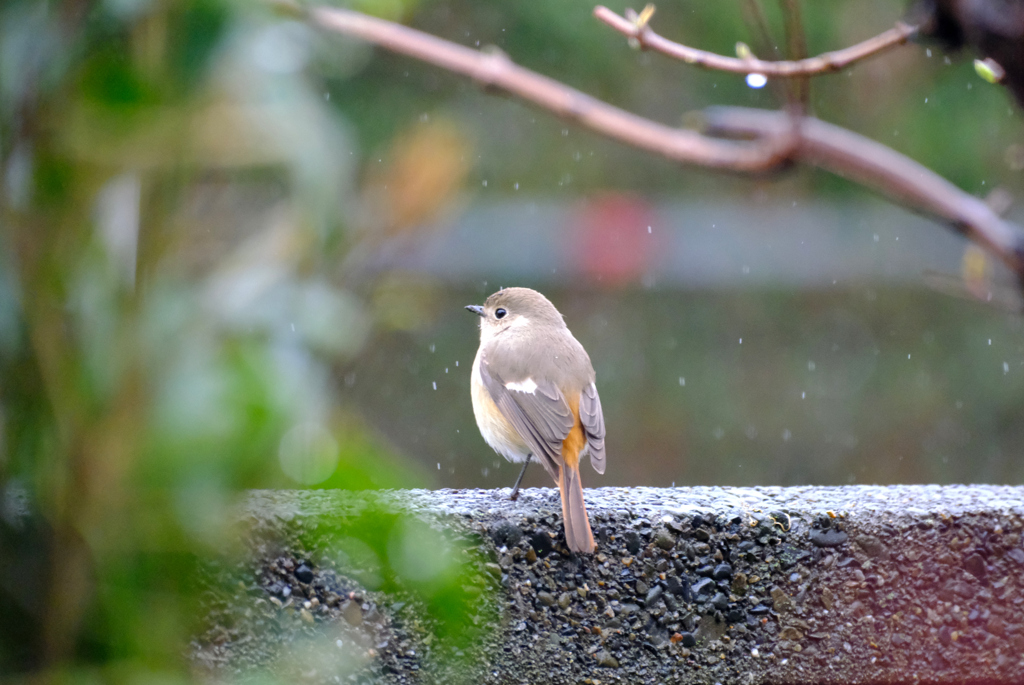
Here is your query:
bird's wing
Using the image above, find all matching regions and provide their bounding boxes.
[579,382,606,474]
[478,352,574,480]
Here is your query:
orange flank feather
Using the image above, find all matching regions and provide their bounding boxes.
[558,397,596,553]
[561,395,586,468]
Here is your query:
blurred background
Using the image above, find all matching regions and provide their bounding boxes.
[2,0,1024,678]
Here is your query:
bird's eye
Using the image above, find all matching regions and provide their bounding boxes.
[495,308,507,319]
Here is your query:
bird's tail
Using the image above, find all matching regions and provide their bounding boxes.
[558,463,595,553]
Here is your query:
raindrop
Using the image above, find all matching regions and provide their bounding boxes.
[739,338,742,344]
[712,427,725,440]
[1004,362,1010,374]
[782,429,791,441]
[291,322,295,331]
[445,368,449,373]
[456,361,459,367]
[746,73,767,88]
[742,265,750,274]
[801,391,806,399]
[432,381,437,390]
[908,354,911,359]
[648,225,652,234]
[324,92,330,101]
[437,463,441,470]
[873,234,880,242]
[988,339,992,345]
[926,48,932,57]
[429,343,436,352]
[679,377,686,386]
[808,361,816,371]
[482,180,488,187]
[514,182,519,190]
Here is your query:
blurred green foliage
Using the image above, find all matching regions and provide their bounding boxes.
[306,507,492,642]
[0,0,486,678]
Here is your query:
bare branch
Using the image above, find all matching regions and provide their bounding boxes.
[703,107,1024,274]
[304,5,1024,279]
[593,6,919,77]
[308,6,792,172]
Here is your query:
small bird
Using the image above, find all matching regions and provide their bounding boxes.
[466,287,606,553]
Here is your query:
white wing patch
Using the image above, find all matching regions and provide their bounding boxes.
[505,378,538,394]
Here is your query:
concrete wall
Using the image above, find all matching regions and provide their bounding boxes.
[193,486,1024,684]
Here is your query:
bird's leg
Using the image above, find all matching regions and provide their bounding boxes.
[510,459,530,501]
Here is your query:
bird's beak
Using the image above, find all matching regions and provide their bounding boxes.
[465,305,485,316]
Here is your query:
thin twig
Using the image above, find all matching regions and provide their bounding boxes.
[780,0,809,65]
[703,107,1024,274]
[778,0,810,106]
[741,0,783,62]
[308,6,793,172]
[593,6,918,77]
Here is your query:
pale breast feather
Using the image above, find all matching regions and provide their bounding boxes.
[471,350,531,462]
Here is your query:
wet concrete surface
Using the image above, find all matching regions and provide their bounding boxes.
[192,486,1024,684]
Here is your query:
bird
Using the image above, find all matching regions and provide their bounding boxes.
[465,287,606,553]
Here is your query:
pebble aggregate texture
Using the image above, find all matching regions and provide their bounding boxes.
[192,486,1024,684]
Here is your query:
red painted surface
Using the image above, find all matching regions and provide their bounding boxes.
[573,193,656,285]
